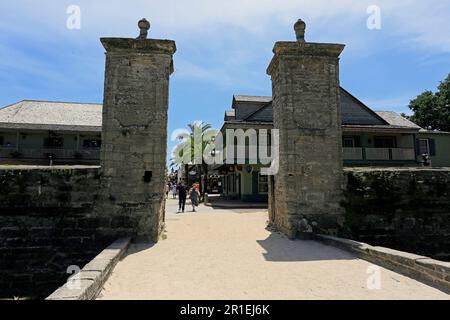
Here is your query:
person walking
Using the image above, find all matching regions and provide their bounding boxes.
[177,182,187,213]
[172,183,177,199]
[189,185,200,212]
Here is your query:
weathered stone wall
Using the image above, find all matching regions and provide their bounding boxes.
[341,168,450,261]
[0,23,177,299]
[0,166,115,299]
[267,20,346,238]
[99,38,176,242]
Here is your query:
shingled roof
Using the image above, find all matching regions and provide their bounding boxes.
[0,100,102,132]
[225,89,422,131]
[232,95,272,106]
[375,111,422,129]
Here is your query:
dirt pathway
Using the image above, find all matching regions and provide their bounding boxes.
[98,198,449,300]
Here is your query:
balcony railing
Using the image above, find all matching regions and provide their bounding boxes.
[343,147,363,160]
[0,147,100,161]
[343,147,415,161]
[365,148,390,160]
[0,146,17,158]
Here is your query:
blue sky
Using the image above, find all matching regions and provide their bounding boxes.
[1,1,450,161]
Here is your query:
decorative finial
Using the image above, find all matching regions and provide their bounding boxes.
[137,18,151,40]
[294,19,306,42]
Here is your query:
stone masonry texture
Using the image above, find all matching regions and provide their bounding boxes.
[98,38,176,242]
[267,39,346,239]
[0,32,177,299]
[341,168,450,262]
[1,167,450,297]
[0,167,112,299]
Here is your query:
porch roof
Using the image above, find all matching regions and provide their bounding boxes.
[342,125,420,134]
[0,100,102,133]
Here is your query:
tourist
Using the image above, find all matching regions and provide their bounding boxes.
[177,182,187,213]
[421,153,431,167]
[189,185,200,212]
[172,184,177,199]
[165,183,170,198]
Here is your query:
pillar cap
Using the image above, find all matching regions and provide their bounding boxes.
[137,18,151,40]
[267,41,345,76]
[266,20,345,76]
[294,19,306,42]
[100,19,176,55]
[100,38,176,55]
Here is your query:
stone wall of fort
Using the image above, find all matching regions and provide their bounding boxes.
[0,166,112,299]
[341,168,450,262]
[1,166,450,298]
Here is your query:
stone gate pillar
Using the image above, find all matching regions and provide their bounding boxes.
[267,20,345,239]
[99,19,176,242]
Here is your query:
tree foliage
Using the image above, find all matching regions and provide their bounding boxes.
[408,73,450,131]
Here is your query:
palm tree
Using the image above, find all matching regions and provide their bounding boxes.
[170,121,217,198]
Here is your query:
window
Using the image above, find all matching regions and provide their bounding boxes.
[83,139,101,149]
[44,137,64,148]
[0,136,3,146]
[374,136,396,148]
[342,136,361,148]
[258,174,269,194]
[419,139,430,155]
[343,137,355,148]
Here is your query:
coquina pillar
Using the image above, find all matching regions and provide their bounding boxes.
[267,20,345,239]
[99,19,176,242]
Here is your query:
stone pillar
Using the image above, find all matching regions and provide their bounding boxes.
[99,19,176,242]
[267,20,345,239]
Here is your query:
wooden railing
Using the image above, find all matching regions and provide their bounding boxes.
[343,147,415,161]
[0,147,100,160]
[343,147,363,160]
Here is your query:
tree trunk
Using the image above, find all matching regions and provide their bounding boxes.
[197,164,202,195]
[203,163,209,195]
[184,164,189,184]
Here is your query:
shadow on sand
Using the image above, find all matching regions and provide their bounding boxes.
[124,242,156,257]
[257,232,357,262]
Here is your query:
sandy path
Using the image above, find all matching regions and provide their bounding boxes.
[98,198,449,300]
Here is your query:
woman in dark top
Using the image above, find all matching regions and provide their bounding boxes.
[177,183,187,213]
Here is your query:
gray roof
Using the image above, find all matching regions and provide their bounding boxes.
[375,111,422,129]
[245,102,272,122]
[225,89,422,131]
[224,110,236,121]
[233,95,272,106]
[0,100,102,132]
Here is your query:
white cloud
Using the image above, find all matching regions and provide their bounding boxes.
[0,0,448,98]
[1,0,449,50]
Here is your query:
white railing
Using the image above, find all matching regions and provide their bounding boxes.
[365,148,390,160]
[391,148,415,161]
[0,147,100,160]
[343,147,416,161]
[343,147,363,160]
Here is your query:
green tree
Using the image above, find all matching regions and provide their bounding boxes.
[170,121,217,197]
[408,73,450,131]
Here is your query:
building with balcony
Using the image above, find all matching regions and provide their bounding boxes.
[0,100,102,165]
[216,88,450,202]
